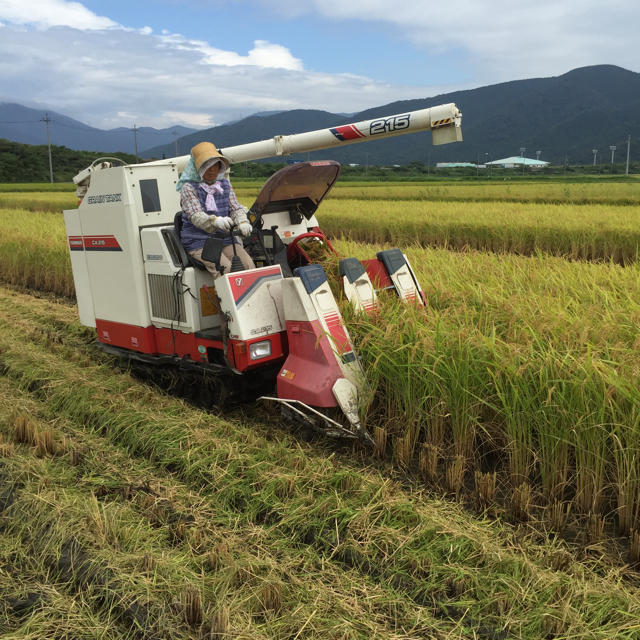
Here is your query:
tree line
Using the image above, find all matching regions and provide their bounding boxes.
[0,139,137,183]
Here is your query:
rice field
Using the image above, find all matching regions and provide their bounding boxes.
[1,286,640,638]
[2,178,640,637]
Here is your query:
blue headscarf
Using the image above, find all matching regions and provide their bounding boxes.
[176,155,201,191]
[176,155,229,191]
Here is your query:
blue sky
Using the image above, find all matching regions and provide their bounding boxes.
[77,0,460,86]
[0,0,638,129]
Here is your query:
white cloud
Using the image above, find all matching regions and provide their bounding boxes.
[256,0,640,81]
[0,23,443,129]
[0,0,117,30]
[157,35,303,70]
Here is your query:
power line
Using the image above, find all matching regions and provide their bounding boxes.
[0,119,42,124]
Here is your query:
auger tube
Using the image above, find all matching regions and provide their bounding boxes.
[141,102,462,173]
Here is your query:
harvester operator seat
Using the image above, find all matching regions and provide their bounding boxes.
[160,211,207,271]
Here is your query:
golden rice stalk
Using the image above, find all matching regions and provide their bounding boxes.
[474,471,496,510]
[182,586,203,628]
[587,513,605,543]
[260,583,282,615]
[207,542,231,571]
[208,606,230,638]
[170,521,186,544]
[394,435,413,470]
[549,501,570,532]
[426,401,447,447]
[35,429,57,457]
[373,426,386,459]
[511,483,532,522]
[36,429,58,458]
[542,613,565,638]
[12,412,38,445]
[631,530,640,564]
[142,553,156,573]
[445,455,465,496]
[419,443,439,483]
[0,439,14,457]
[616,485,637,537]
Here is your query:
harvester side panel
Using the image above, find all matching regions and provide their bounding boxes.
[140,227,221,333]
[63,208,96,327]
[71,167,152,329]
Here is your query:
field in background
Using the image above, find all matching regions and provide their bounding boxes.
[1,179,640,637]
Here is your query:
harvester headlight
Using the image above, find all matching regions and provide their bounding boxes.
[249,340,272,360]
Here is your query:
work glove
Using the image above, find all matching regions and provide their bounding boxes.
[238,221,252,237]
[212,216,232,232]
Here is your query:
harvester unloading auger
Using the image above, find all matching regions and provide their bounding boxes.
[65,103,462,445]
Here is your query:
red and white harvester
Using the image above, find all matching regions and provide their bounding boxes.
[65,103,463,444]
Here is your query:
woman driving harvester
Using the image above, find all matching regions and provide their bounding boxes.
[177,141,255,277]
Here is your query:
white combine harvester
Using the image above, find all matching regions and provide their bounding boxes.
[65,104,463,444]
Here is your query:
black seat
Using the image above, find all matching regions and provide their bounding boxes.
[160,212,206,270]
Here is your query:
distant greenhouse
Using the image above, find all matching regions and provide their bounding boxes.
[436,162,477,168]
[486,156,549,168]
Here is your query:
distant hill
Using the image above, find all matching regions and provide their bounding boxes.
[3,65,638,165]
[145,65,640,166]
[0,138,137,183]
[0,103,196,154]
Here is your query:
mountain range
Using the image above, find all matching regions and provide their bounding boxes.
[0,103,196,155]
[2,65,638,165]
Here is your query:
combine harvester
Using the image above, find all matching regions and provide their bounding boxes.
[65,104,463,444]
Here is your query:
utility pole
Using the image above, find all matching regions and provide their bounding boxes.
[41,112,54,183]
[172,130,178,157]
[520,147,526,176]
[592,148,598,166]
[609,144,616,172]
[536,150,541,161]
[626,135,631,175]
[132,124,139,163]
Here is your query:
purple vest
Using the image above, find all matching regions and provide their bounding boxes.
[180,180,232,251]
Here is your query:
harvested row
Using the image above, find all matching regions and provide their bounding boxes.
[321,199,640,263]
[1,381,442,639]
[0,534,125,640]
[2,287,640,637]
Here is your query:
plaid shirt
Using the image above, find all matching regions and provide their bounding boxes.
[180,181,243,222]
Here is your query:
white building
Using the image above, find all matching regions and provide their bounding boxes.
[486,156,549,168]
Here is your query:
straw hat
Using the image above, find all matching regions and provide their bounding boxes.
[191,142,229,173]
